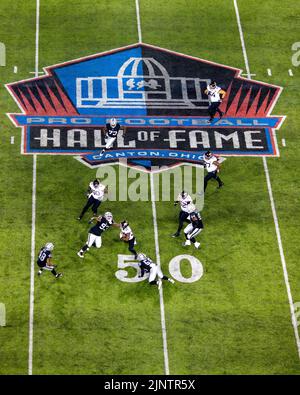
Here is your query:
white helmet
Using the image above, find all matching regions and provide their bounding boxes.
[110,118,117,127]
[45,242,54,251]
[104,211,113,223]
[137,253,147,261]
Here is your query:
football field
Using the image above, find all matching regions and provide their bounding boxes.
[0,0,300,375]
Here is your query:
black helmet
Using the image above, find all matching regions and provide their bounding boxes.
[205,151,212,159]
[121,220,129,229]
[93,179,100,186]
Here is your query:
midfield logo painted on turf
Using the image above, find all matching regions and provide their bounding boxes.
[6,43,284,171]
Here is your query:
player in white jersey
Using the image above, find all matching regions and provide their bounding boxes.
[172,191,196,237]
[120,220,137,259]
[203,151,224,191]
[78,179,107,220]
[204,81,226,123]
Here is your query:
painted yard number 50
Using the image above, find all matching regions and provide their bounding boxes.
[115,254,203,283]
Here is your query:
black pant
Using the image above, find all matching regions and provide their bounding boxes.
[176,210,190,234]
[128,237,137,258]
[79,196,101,219]
[204,171,223,191]
[208,101,222,119]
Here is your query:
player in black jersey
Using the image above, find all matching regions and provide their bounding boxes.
[183,211,203,249]
[99,118,125,156]
[77,212,119,258]
[37,242,62,278]
[137,253,175,289]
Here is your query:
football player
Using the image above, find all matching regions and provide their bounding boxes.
[78,179,107,220]
[37,242,62,278]
[137,253,175,289]
[204,81,226,123]
[77,212,119,258]
[120,220,137,259]
[172,191,196,237]
[203,151,224,191]
[183,211,203,249]
[99,118,125,156]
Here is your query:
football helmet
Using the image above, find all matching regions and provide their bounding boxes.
[209,81,217,88]
[181,191,188,199]
[104,211,113,223]
[109,118,117,127]
[45,242,54,251]
[190,211,200,221]
[121,220,129,229]
[93,179,100,187]
[205,151,212,159]
[137,253,147,261]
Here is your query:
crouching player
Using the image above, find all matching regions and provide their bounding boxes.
[77,212,119,258]
[183,211,203,249]
[37,242,62,278]
[137,253,175,289]
[120,220,137,259]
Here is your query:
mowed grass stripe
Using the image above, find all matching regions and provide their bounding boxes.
[0,0,39,374]
[139,0,300,374]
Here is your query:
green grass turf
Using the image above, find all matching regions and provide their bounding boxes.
[0,0,299,374]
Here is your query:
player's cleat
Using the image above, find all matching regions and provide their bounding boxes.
[37,270,43,276]
[77,251,84,258]
[208,118,214,123]
[168,278,175,284]
[194,242,201,249]
[219,111,224,119]
[77,217,81,221]
[157,280,162,290]
[55,273,63,278]
[217,182,224,189]
[183,240,191,246]
[172,232,180,238]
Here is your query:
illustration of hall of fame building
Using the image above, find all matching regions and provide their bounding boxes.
[76,57,211,110]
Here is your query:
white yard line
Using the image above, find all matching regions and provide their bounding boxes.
[135,0,142,43]
[233,0,300,360]
[288,69,294,76]
[150,173,170,375]
[267,68,272,76]
[134,0,170,374]
[28,0,40,376]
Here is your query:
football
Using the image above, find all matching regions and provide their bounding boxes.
[120,232,129,241]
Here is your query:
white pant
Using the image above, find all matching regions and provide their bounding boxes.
[149,263,164,283]
[105,136,116,149]
[87,233,102,248]
[184,223,202,240]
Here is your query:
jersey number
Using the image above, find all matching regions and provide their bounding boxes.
[38,251,47,261]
